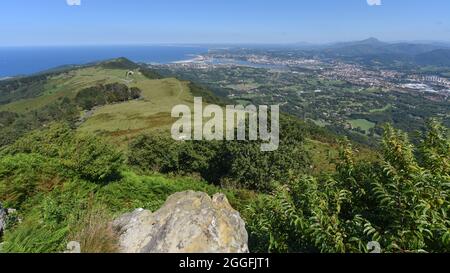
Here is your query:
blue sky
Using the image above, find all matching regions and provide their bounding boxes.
[1,0,449,46]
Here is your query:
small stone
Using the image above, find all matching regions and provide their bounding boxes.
[7,209,17,214]
[65,241,81,253]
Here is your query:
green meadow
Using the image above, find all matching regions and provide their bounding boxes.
[349,118,376,133]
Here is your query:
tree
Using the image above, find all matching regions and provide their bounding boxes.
[419,119,450,175]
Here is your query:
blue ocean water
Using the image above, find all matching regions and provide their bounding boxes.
[0,45,208,77]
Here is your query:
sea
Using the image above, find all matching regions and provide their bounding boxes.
[0,45,209,78]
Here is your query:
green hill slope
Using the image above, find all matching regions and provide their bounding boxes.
[78,77,193,145]
[0,58,376,170]
[0,58,227,147]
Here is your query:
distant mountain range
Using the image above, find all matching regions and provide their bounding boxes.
[415,49,450,66]
[309,38,450,67]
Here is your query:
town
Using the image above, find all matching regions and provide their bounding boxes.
[163,52,450,96]
[153,48,450,147]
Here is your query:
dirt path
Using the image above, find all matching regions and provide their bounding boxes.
[176,81,184,99]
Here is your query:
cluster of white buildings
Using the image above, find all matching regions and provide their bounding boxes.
[401,83,437,93]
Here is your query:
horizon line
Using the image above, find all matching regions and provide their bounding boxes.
[2,38,450,48]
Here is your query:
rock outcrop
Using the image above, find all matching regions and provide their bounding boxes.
[113,191,249,253]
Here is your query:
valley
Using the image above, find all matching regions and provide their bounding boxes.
[154,42,450,146]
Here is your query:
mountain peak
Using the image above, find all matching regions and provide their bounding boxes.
[359,37,383,44]
[99,57,139,70]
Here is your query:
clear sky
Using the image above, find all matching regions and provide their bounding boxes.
[1,0,449,46]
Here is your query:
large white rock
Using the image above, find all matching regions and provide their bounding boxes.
[113,191,249,253]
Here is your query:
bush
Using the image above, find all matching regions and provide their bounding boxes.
[62,133,124,182]
[212,139,309,192]
[128,133,180,173]
[3,123,124,183]
[0,154,64,209]
[3,123,73,158]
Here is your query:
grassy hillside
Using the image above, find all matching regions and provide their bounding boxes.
[0,58,377,168]
[78,77,193,146]
[0,59,232,148]
[0,66,154,113]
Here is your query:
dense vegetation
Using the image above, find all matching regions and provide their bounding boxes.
[0,74,50,105]
[75,83,142,110]
[128,115,310,192]
[246,121,450,253]
[0,98,79,147]
[0,83,142,148]
[0,123,254,253]
[1,119,448,253]
[188,82,232,105]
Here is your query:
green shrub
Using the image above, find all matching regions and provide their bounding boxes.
[62,133,124,182]
[3,123,124,183]
[0,153,64,209]
[3,123,73,158]
[128,133,180,173]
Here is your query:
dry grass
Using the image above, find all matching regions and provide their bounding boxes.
[70,203,119,253]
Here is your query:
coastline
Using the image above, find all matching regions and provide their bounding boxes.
[0,46,209,77]
[171,55,206,64]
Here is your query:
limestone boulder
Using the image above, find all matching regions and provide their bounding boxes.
[113,191,249,253]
